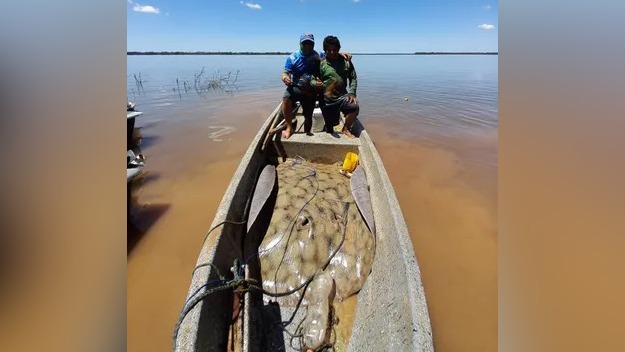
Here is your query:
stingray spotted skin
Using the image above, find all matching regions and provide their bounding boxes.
[258,159,375,307]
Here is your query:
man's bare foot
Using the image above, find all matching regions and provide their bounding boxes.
[341,128,355,139]
[282,127,293,139]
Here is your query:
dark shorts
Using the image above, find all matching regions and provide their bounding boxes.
[321,96,360,128]
[283,86,317,117]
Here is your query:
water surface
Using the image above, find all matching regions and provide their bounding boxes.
[127,54,498,352]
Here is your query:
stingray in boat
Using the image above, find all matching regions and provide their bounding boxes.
[172,103,433,351]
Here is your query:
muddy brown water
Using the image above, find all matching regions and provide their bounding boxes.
[127,55,497,351]
[127,107,496,351]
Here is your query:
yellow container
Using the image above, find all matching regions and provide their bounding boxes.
[342,152,359,172]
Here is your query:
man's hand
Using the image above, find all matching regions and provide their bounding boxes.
[282,74,292,86]
[311,76,323,91]
[347,94,358,105]
[282,126,293,139]
[340,52,353,61]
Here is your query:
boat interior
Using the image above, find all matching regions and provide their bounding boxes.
[175,103,432,351]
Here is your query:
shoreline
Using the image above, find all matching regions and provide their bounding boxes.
[127,51,498,56]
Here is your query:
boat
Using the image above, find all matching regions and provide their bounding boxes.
[127,102,143,148]
[174,103,433,351]
[127,102,146,219]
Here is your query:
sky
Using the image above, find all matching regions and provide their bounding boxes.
[127,0,498,53]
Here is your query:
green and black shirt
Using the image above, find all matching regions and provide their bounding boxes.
[310,57,358,106]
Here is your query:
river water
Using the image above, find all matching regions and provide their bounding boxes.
[127,54,497,351]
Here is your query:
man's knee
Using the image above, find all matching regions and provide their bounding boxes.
[283,86,297,103]
[282,97,294,108]
[345,101,359,115]
[322,110,340,127]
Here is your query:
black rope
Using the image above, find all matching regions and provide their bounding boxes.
[172,282,238,351]
[280,280,312,327]
[271,163,319,295]
[289,313,307,350]
[172,219,348,351]
[240,158,316,279]
[323,202,350,272]
[183,279,226,306]
[175,161,273,350]
[173,159,351,351]
[191,262,223,279]
[201,219,246,244]
[249,273,313,298]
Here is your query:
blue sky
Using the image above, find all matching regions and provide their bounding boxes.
[127,0,498,52]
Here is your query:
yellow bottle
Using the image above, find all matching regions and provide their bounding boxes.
[342,152,359,173]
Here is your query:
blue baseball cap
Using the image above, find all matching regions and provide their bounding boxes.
[300,33,315,43]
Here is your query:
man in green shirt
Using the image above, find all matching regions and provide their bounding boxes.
[311,35,359,138]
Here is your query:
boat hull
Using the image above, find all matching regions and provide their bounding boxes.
[175,104,433,351]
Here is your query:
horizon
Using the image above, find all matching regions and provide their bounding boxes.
[127,0,498,53]
[126,50,498,55]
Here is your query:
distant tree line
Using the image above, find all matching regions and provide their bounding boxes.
[413,52,498,55]
[127,51,498,56]
[127,51,291,55]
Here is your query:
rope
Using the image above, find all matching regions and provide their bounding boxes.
[173,158,352,351]
[239,251,259,277]
[279,278,313,327]
[175,160,276,350]
[289,313,307,350]
[188,219,246,279]
[191,262,223,279]
[271,166,319,296]
[324,202,350,271]
[183,279,227,306]
[172,226,347,351]
[263,162,318,255]
[172,281,238,351]
[249,274,313,298]
[201,219,246,244]
[192,159,270,277]
[244,158,319,273]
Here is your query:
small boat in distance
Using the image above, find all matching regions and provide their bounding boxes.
[127,102,145,220]
[174,103,433,351]
[127,101,143,148]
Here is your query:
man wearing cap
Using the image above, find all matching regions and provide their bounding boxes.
[280,33,322,139]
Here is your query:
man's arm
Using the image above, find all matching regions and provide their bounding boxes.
[310,60,327,92]
[282,57,293,85]
[345,61,358,105]
[281,70,292,85]
[320,51,352,61]
[347,61,357,96]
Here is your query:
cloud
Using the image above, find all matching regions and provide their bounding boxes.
[127,0,133,3]
[133,4,160,14]
[242,2,262,9]
[352,0,361,2]
[483,5,491,10]
[478,23,495,30]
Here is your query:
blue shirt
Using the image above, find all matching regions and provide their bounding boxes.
[283,50,323,87]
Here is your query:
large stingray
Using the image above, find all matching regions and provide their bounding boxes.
[258,159,376,307]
